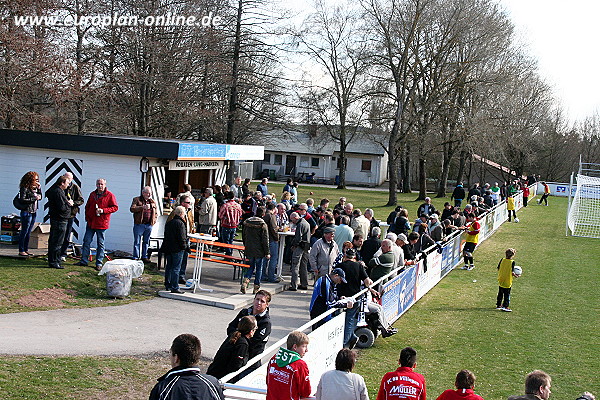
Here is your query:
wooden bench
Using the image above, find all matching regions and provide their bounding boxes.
[189,239,248,281]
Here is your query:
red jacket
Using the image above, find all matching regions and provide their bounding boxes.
[522,187,530,197]
[377,366,426,400]
[436,388,484,400]
[266,349,311,400]
[84,189,118,230]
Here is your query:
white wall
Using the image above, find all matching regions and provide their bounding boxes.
[1,145,147,252]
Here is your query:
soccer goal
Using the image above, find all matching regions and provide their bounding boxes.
[567,160,600,238]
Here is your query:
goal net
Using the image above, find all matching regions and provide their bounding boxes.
[567,174,600,238]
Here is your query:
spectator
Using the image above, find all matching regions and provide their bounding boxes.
[411,230,435,255]
[241,178,251,197]
[310,267,352,329]
[161,206,188,294]
[491,182,501,205]
[417,197,437,217]
[289,181,299,206]
[335,216,355,250]
[387,206,402,233]
[241,193,255,221]
[351,209,370,239]
[393,208,411,236]
[397,233,416,266]
[500,181,507,201]
[288,212,311,291]
[451,208,466,227]
[283,177,293,194]
[334,197,347,212]
[441,202,454,221]
[442,219,459,239]
[309,226,339,278]
[275,203,289,228]
[429,214,444,242]
[316,349,369,400]
[46,175,73,269]
[257,178,269,197]
[298,203,318,234]
[306,198,315,213]
[376,346,426,400]
[76,178,118,270]
[368,239,395,285]
[352,234,365,262]
[413,214,429,232]
[230,176,243,199]
[459,213,480,270]
[207,315,257,382]
[364,208,379,237]
[241,206,270,294]
[60,172,84,261]
[218,191,243,255]
[16,171,42,257]
[451,182,466,207]
[227,290,272,374]
[361,226,382,265]
[483,190,494,208]
[343,202,354,221]
[436,369,484,400]
[149,334,224,400]
[468,183,481,200]
[281,191,293,210]
[496,248,519,312]
[333,241,354,269]
[263,202,281,283]
[214,185,225,209]
[266,331,311,400]
[337,248,373,349]
[508,370,552,400]
[313,212,336,242]
[167,194,195,285]
[176,183,195,209]
[198,187,218,234]
[129,186,157,262]
[320,198,330,210]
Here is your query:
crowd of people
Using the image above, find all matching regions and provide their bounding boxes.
[151,332,595,400]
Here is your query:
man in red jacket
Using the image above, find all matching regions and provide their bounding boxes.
[76,178,118,270]
[266,331,311,400]
[377,347,426,400]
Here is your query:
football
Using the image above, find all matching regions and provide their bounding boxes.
[513,266,523,276]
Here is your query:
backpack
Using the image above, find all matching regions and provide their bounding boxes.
[13,194,27,211]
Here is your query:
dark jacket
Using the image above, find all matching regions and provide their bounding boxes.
[416,203,437,218]
[19,186,41,214]
[242,216,270,258]
[149,366,224,400]
[161,215,187,254]
[206,336,250,381]
[227,307,271,359]
[263,211,279,242]
[361,237,381,265]
[451,186,466,201]
[65,182,84,218]
[292,218,311,249]
[46,185,71,220]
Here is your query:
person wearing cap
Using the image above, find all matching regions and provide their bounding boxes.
[337,247,374,349]
[309,267,353,330]
[417,197,437,218]
[396,233,415,266]
[309,226,339,279]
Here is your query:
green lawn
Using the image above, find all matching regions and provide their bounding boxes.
[355,196,600,400]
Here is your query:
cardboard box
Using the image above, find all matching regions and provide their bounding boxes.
[29,223,51,249]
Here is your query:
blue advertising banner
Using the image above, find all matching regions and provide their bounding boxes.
[381,265,417,323]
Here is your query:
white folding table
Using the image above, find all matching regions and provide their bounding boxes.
[188,233,217,293]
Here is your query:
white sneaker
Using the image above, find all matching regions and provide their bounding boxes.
[502,307,512,312]
[496,306,503,310]
[461,265,469,270]
[467,265,475,270]
[60,256,66,262]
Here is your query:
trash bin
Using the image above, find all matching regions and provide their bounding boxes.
[98,259,144,298]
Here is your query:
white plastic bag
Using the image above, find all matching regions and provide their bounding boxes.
[98,259,144,298]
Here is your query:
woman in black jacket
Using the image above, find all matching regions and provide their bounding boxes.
[17,171,42,257]
[207,315,257,382]
[161,206,188,293]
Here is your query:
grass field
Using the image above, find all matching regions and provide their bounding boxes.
[0,186,598,399]
[355,196,600,400]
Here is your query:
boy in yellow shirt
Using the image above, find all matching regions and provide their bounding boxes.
[496,248,520,312]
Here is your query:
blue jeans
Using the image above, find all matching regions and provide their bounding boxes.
[245,257,265,285]
[132,223,153,259]
[454,199,463,208]
[80,226,106,267]
[263,241,279,282]
[343,302,360,347]
[221,227,237,256]
[165,251,185,291]
[18,211,36,253]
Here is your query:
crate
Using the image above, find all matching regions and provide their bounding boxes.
[0,232,19,244]
[1,216,21,231]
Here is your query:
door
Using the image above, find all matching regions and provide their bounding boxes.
[285,155,296,175]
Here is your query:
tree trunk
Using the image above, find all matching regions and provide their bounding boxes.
[225,0,243,184]
[402,143,412,193]
[386,130,399,205]
[416,157,426,200]
[456,150,467,184]
[437,151,450,197]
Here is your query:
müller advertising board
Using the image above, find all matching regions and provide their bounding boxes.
[168,160,224,170]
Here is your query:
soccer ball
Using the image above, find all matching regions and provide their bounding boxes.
[514,217,520,223]
[309,191,314,195]
[513,266,523,276]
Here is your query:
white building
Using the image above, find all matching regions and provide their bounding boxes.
[0,129,263,251]
[255,129,388,187]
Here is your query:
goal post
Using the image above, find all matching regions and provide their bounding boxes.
[567,173,600,238]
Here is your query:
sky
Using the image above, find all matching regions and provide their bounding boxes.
[494,0,599,124]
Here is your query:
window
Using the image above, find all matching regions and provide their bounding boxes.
[263,153,271,163]
[311,157,320,167]
[274,154,283,165]
[300,156,309,167]
[361,159,372,172]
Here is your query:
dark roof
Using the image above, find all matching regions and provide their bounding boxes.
[0,129,264,160]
